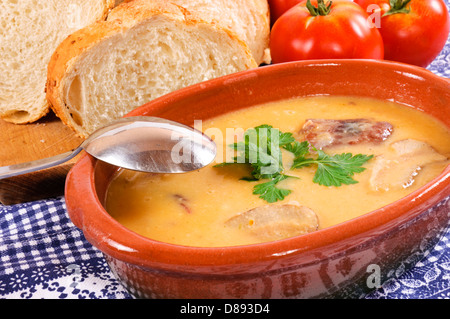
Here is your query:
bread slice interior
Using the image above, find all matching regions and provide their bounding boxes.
[0,0,113,124]
[54,13,257,137]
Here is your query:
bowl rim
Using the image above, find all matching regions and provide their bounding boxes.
[65,59,450,270]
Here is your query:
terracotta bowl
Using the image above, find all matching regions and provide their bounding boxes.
[65,60,450,299]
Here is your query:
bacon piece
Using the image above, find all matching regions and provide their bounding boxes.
[300,119,393,149]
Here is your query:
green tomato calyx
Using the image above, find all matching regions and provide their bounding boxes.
[383,0,412,17]
[306,0,332,16]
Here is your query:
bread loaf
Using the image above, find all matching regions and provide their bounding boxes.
[46,0,259,138]
[0,0,114,124]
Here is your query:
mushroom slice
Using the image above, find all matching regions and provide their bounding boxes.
[369,139,448,191]
[225,204,319,242]
[300,119,393,149]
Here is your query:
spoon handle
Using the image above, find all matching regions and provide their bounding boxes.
[0,148,82,180]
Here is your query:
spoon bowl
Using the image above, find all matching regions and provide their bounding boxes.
[0,116,217,179]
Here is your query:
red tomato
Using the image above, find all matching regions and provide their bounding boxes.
[268,0,302,24]
[270,0,384,63]
[354,0,450,67]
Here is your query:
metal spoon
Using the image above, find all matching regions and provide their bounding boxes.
[0,116,217,179]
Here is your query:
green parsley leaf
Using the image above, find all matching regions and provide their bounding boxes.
[214,124,295,202]
[228,124,285,179]
[253,175,292,203]
[278,132,296,146]
[292,145,374,186]
[283,140,310,158]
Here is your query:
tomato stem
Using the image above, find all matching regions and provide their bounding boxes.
[383,0,411,17]
[306,0,332,16]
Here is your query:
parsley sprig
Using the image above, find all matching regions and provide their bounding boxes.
[292,150,374,187]
[214,124,373,203]
[215,125,297,202]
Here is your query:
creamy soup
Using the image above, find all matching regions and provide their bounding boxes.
[105,96,450,247]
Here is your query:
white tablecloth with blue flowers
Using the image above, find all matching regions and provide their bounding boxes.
[1,12,450,300]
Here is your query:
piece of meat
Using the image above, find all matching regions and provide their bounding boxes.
[369,139,448,191]
[173,194,191,214]
[225,204,319,242]
[300,119,393,149]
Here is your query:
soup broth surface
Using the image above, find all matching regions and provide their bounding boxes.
[105,96,450,247]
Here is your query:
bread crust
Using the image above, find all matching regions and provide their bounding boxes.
[47,0,257,138]
[0,101,52,125]
[46,22,124,136]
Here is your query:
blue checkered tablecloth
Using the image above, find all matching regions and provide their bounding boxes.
[1,5,450,299]
[0,197,130,299]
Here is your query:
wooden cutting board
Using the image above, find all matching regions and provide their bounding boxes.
[0,112,84,205]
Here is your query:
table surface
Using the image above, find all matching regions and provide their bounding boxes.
[1,8,450,299]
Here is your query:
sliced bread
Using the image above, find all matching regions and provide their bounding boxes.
[113,0,271,65]
[0,0,115,124]
[46,0,258,138]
